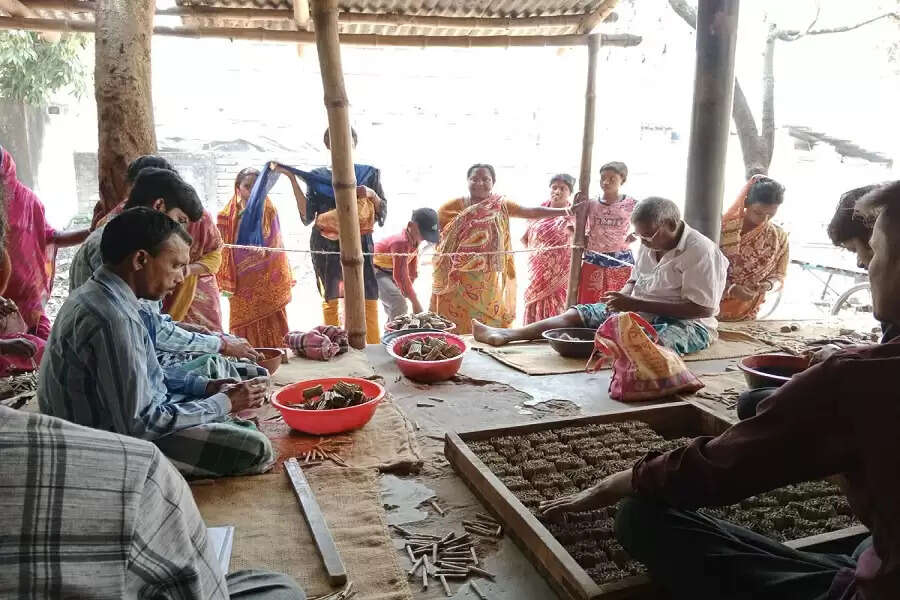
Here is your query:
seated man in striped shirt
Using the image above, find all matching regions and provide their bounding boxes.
[70,165,263,369]
[39,208,275,479]
[0,406,304,598]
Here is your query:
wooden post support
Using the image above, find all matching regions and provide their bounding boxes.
[311,0,367,349]
[565,34,600,307]
[683,0,740,243]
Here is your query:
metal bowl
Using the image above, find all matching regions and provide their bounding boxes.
[541,328,596,359]
[738,353,811,389]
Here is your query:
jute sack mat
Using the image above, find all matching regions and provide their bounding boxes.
[193,466,413,600]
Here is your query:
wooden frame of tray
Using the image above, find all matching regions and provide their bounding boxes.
[444,401,866,600]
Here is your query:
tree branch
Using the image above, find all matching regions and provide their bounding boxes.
[777,11,899,41]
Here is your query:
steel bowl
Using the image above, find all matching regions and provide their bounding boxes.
[541,328,597,359]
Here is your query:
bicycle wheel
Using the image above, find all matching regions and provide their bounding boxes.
[830,282,872,316]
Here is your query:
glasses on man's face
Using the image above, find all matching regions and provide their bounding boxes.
[631,227,660,244]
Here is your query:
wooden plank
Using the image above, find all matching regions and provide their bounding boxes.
[786,524,870,551]
[284,458,347,585]
[445,403,862,600]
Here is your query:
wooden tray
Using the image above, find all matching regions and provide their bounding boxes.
[444,401,865,600]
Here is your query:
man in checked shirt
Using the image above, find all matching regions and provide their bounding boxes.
[0,405,304,598]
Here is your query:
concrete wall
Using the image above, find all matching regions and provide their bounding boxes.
[0,100,79,229]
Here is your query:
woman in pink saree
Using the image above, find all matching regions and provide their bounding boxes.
[1,146,88,340]
[522,174,575,324]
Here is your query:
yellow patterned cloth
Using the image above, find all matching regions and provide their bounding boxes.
[429,195,517,334]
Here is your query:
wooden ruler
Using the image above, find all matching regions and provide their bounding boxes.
[284,458,348,585]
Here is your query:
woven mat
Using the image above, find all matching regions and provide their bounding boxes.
[467,320,847,376]
[258,397,423,474]
[192,467,413,600]
[681,370,748,424]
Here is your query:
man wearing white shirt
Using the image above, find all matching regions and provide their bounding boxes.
[473,197,729,354]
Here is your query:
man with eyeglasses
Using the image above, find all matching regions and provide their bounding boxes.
[473,197,728,355]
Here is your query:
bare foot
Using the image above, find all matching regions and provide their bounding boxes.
[472,319,512,347]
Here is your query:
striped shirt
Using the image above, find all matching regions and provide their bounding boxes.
[69,224,222,354]
[38,266,231,440]
[0,406,229,599]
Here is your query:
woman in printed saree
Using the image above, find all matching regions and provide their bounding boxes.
[522,174,575,324]
[1,146,89,340]
[162,210,224,331]
[217,168,293,348]
[719,175,789,321]
[431,164,572,335]
[0,192,44,376]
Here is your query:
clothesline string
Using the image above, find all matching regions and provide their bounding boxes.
[220,243,637,267]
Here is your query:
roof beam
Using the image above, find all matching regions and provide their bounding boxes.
[0,15,642,48]
[0,0,60,40]
[578,0,619,33]
[293,0,310,30]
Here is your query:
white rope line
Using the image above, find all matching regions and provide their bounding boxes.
[220,243,636,267]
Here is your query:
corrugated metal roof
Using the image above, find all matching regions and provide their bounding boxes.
[11,0,620,39]
[171,0,614,36]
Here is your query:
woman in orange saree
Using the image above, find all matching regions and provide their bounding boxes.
[431,164,571,335]
[162,210,224,331]
[217,168,293,347]
[719,175,789,321]
[522,174,575,324]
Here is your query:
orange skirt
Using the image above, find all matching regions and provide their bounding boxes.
[231,309,289,348]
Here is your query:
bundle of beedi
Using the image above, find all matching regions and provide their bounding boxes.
[284,325,350,361]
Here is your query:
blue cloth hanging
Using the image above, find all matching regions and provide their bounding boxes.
[236,162,378,246]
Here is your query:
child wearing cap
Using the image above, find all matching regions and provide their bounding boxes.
[373,208,440,321]
[578,161,636,304]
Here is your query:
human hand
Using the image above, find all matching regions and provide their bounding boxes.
[177,321,212,335]
[540,469,633,521]
[0,297,18,318]
[807,343,843,365]
[0,337,38,358]
[220,337,262,361]
[602,292,639,313]
[728,284,758,301]
[223,377,268,413]
[205,377,239,396]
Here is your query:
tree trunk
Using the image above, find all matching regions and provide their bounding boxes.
[92,0,156,228]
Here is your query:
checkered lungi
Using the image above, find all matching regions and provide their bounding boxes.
[153,418,275,479]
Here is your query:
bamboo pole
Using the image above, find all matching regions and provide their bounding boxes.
[0,0,59,41]
[0,15,642,48]
[311,0,367,350]
[565,34,600,307]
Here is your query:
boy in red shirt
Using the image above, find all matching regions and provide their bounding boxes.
[374,208,440,319]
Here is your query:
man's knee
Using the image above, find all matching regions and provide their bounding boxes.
[736,388,778,421]
[226,569,305,599]
[562,307,586,327]
[614,496,667,560]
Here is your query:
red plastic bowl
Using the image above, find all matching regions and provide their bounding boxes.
[386,332,467,383]
[738,354,810,389]
[272,377,385,435]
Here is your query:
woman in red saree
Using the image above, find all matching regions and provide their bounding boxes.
[1,146,88,340]
[217,168,293,347]
[719,175,789,321]
[431,164,571,334]
[162,210,223,331]
[522,174,575,324]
